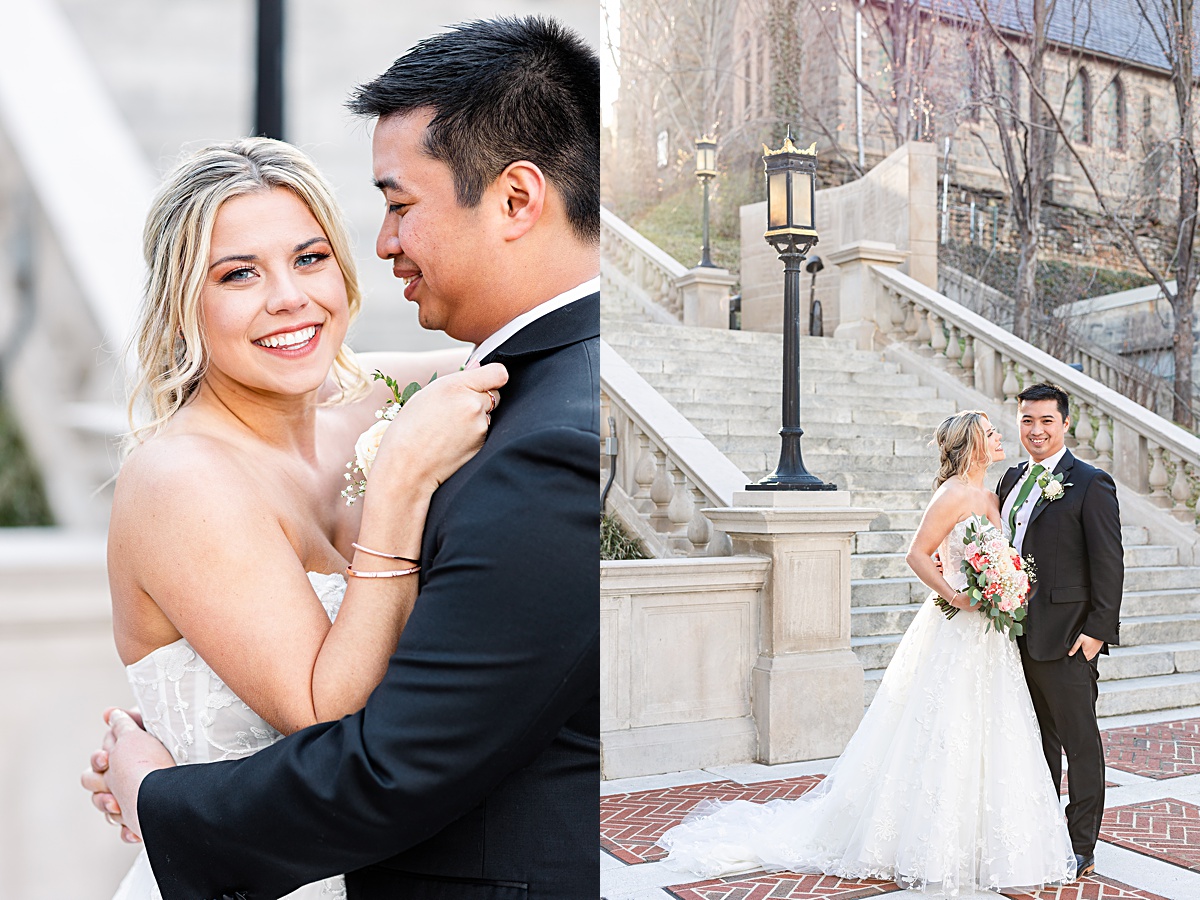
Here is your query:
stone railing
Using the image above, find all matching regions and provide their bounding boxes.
[600,206,686,322]
[874,264,1200,526]
[940,266,1180,421]
[601,339,745,557]
[600,206,736,328]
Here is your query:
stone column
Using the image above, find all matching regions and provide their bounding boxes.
[705,491,880,763]
[826,241,908,350]
[678,266,737,329]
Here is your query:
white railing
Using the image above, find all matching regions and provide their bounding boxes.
[877,266,1200,525]
[601,339,745,557]
[600,206,686,322]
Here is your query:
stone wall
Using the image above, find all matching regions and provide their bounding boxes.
[740,141,938,335]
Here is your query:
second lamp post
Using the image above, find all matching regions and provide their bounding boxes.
[694,135,717,268]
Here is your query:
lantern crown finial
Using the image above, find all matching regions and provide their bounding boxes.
[764,128,817,158]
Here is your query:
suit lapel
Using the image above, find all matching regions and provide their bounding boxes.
[998,463,1026,507]
[1026,449,1075,533]
[482,293,599,365]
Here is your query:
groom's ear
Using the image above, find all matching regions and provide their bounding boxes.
[494,160,546,241]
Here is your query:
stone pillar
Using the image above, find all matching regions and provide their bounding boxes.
[825,241,908,350]
[678,266,737,329]
[705,491,880,763]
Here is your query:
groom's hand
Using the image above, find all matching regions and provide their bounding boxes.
[81,707,175,842]
[1069,633,1104,661]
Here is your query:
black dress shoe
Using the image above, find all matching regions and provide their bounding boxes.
[1075,853,1096,879]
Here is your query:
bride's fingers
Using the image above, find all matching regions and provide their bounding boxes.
[91,749,109,773]
[121,825,141,844]
[81,766,108,794]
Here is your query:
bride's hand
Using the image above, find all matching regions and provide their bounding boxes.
[947,591,974,611]
[370,362,509,494]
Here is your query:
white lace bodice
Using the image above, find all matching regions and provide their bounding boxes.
[124,571,347,766]
[939,515,995,594]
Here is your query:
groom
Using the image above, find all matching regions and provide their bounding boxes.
[85,17,599,900]
[998,381,1123,880]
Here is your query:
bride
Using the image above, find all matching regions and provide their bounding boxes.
[96,138,505,899]
[658,410,1077,895]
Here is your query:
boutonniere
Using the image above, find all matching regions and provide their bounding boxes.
[1035,469,1072,502]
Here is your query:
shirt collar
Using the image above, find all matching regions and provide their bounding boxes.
[466,276,600,366]
[1028,445,1068,478]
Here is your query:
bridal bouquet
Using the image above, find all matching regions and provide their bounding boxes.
[935,514,1035,640]
[341,370,432,505]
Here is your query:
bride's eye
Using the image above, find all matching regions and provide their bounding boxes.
[296,251,331,268]
[220,266,256,283]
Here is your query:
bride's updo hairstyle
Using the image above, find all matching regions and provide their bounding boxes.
[126,137,365,444]
[932,410,990,490]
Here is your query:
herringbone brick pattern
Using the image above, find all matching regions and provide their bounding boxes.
[664,872,900,899]
[1100,798,1200,871]
[1002,875,1170,899]
[1102,719,1200,779]
[601,777,825,864]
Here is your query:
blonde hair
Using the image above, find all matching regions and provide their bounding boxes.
[125,137,366,445]
[932,410,991,490]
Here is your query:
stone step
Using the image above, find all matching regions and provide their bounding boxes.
[654,381,940,403]
[834,470,937,491]
[691,419,934,441]
[852,554,914,581]
[849,543,1179,579]
[852,603,920,637]
[670,400,954,425]
[808,453,938,474]
[1097,672,1200,717]
[847,489,940,509]
[851,577,929,608]
[620,353,899,377]
[606,325,848,353]
[1101,642,1200,680]
[1121,613,1200,646]
[1120,588,1200,618]
[1124,565,1200,592]
[865,509,926,531]
[854,524,1153,554]
[801,436,934,457]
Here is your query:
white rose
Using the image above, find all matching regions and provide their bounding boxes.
[1042,479,1064,500]
[354,419,391,479]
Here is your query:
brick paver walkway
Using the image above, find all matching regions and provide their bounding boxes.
[1101,798,1200,871]
[664,872,900,899]
[1103,720,1200,779]
[601,777,825,864]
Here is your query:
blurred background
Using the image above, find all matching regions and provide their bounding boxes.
[0,1,596,896]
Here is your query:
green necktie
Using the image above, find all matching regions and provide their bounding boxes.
[1007,463,1046,538]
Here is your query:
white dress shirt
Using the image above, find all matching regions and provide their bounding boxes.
[465,276,599,366]
[1001,445,1068,554]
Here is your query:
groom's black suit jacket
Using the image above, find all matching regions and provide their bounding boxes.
[138,294,601,900]
[997,449,1123,661]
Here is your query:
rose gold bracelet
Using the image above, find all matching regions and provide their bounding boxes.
[351,542,420,565]
[345,564,421,579]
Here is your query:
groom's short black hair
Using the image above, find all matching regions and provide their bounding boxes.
[348,16,599,244]
[1017,382,1070,422]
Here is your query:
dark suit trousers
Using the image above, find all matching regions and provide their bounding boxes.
[1021,649,1104,855]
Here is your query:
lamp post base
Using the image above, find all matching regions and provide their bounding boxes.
[745,477,838,491]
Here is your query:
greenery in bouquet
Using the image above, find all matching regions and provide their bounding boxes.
[934,514,1035,640]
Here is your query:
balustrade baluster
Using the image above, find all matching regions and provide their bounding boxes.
[1093,409,1113,468]
[1001,358,1019,414]
[649,448,672,533]
[890,289,907,337]
[945,324,962,367]
[915,307,932,352]
[1074,403,1096,460]
[929,311,947,356]
[686,484,712,555]
[903,299,919,341]
[667,470,695,553]
[1170,456,1194,523]
[1148,444,1171,507]
[959,335,975,386]
[633,432,656,514]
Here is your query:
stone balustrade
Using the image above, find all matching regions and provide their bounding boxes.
[872,264,1200,527]
[600,206,735,328]
[600,339,743,557]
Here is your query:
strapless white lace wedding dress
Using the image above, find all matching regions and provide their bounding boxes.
[658,517,1077,895]
[111,572,348,900]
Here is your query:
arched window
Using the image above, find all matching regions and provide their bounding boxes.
[1102,77,1125,150]
[1066,68,1092,144]
[996,51,1020,116]
[1142,93,1153,131]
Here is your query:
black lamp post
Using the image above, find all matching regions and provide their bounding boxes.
[746,128,836,491]
[694,135,717,268]
[254,0,286,140]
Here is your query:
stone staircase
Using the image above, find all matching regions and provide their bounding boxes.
[603,316,1200,718]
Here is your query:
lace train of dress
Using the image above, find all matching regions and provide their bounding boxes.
[110,572,349,900]
[658,518,1077,895]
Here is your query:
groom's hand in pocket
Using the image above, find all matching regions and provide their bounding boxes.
[1069,633,1104,661]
